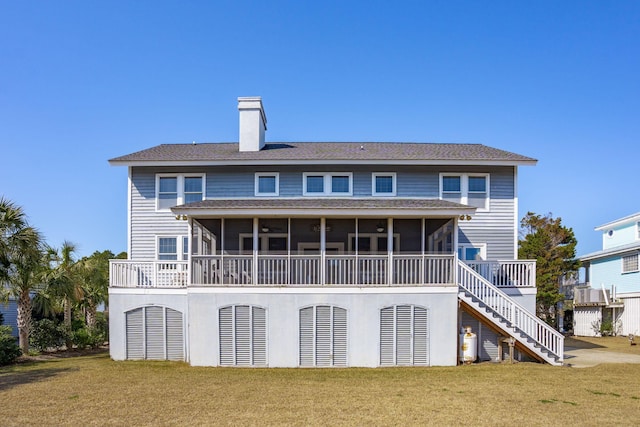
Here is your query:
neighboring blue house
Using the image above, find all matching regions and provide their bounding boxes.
[107,97,563,367]
[0,297,19,338]
[576,212,640,337]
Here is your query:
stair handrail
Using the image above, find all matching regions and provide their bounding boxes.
[458,260,563,362]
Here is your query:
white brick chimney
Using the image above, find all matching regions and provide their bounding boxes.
[238,96,267,152]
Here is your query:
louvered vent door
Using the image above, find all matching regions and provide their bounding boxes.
[379,307,395,366]
[126,308,144,360]
[219,306,234,365]
[315,306,332,367]
[235,305,251,365]
[252,306,267,366]
[299,307,315,366]
[332,307,347,367]
[413,307,428,365]
[219,305,267,366]
[145,306,165,360]
[379,305,429,366]
[165,308,184,361]
[299,306,347,367]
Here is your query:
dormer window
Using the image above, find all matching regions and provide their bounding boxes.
[303,173,352,196]
[255,173,279,196]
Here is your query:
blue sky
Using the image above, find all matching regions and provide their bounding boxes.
[1,1,638,258]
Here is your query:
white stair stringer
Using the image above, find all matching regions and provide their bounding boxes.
[457,260,564,366]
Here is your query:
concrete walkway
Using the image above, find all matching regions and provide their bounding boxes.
[563,345,640,368]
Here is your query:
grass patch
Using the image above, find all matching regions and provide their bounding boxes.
[1,351,640,426]
[566,336,640,354]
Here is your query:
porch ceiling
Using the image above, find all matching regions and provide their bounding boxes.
[171,198,476,218]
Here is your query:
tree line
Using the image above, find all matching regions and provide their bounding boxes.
[1,197,125,360]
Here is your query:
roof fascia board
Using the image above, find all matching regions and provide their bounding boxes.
[595,212,640,231]
[109,159,537,167]
[172,207,475,217]
[579,245,640,261]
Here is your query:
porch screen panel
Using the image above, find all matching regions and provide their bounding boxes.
[235,305,251,365]
[252,306,267,366]
[299,307,314,366]
[165,308,184,361]
[145,306,165,360]
[126,308,144,360]
[219,306,234,365]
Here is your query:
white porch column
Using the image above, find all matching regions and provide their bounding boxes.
[253,218,259,285]
[320,217,326,286]
[387,217,393,285]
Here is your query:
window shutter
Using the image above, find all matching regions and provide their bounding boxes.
[332,307,347,367]
[413,306,428,365]
[145,306,165,360]
[299,307,314,367]
[252,306,267,366]
[235,305,251,366]
[380,307,395,366]
[219,306,234,365]
[126,308,144,360]
[165,308,184,361]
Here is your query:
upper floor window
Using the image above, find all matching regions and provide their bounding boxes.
[637,222,640,240]
[303,173,352,196]
[372,173,397,196]
[158,236,189,261]
[440,173,489,211]
[622,253,639,273]
[255,173,279,196]
[156,174,204,211]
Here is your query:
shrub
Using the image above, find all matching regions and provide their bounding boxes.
[72,327,105,350]
[0,325,21,365]
[30,319,69,351]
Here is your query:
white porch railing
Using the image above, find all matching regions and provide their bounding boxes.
[464,260,536,287]
[458,261,563,364]
[109,260,188,288]
[110,254,458,287]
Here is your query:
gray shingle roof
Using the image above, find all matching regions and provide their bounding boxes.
[110,142,536,165]
[172,198,473,212]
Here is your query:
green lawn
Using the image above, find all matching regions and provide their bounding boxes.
[1,343,639,426]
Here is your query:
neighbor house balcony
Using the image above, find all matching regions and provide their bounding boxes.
[109,256,536,289]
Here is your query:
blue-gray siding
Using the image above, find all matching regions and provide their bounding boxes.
[130,165,517,260]
[0,299,18,337]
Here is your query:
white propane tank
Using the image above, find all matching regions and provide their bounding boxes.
[459,326,477,364]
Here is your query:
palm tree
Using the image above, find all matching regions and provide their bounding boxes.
[76,251,111,328]
[45,241,83,349]
[1,197,45,353]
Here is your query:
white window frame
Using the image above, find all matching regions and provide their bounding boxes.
[347,233,400,253]
[239,233,289,254]
[155,173,205,211]
[255,173,280,196]
[372,173,397,196]
[439,173,490,211]
[303,172,353,196]
[622,253,639,274]
[157,236,189,261]
[457,243,487,261]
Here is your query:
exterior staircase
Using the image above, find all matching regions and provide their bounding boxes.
[457,260,564,366]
